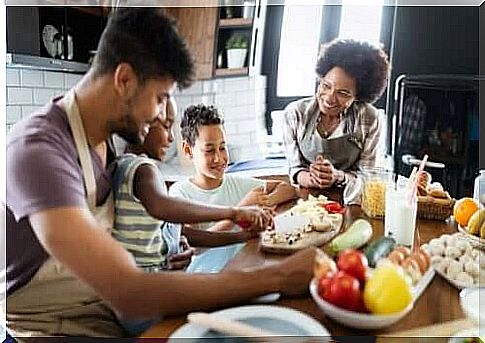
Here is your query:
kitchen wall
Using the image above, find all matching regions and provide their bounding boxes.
[6,67,267,162]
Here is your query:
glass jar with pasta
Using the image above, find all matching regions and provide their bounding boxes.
[361,166,394,218]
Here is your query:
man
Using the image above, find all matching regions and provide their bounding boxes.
[4,8,315,339]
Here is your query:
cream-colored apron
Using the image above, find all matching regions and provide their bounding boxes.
[2,90,125,340]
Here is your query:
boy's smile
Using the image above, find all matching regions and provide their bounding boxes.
[191,124,229,186]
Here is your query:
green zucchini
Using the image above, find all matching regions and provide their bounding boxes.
[364,236,396,267]
[328,219,373,255]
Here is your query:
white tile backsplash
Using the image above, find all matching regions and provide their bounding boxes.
[6,69,20,86]
[6,106,21,124]
[33,88,56,105]
[44,71,65,89]
[64,73,82,88]
[6,65,267,163]
[22,106,45,118]
[20,70,43,87]
[7,88,33,105]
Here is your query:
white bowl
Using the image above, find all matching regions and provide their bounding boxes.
[309,278,413,330]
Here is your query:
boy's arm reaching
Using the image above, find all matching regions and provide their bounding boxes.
[182,225,258,247]
[133,164,271,230]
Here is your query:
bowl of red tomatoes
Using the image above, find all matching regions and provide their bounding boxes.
[310,249,414,329]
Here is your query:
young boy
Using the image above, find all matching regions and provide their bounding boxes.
[111,98,271,335]
[168,104,296,274]
[169,104,296,232]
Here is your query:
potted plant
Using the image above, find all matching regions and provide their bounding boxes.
[225,34,248,69]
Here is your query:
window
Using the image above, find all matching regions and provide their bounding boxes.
[277,4,323,97]
[276,2,384,98]
[338,0,384,45]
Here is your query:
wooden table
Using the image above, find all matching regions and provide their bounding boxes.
[140,195,466,339]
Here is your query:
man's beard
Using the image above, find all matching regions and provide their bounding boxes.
[116,113,142,146]
[111,99,143,146]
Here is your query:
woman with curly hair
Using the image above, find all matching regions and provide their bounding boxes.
[283,39,391,203]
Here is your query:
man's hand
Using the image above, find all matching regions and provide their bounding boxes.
[166,236,195,270]
[232,206,273,232]
[238,186,272,207]
[274,247,317,297]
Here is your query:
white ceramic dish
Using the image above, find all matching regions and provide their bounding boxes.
[435,268,481,290]
[460,288,485,325]
[309,278,413,330]
[309,268,435,330]
[168,305,330,342]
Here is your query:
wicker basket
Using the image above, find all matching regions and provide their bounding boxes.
[417,197,455,221]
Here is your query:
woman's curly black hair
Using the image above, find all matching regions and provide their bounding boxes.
[180,104,225,146]
[316,39,390,104]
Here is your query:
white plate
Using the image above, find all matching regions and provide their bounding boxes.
[42,24,59,58]
[435,268,481,289]
[309,268,435,330]
[460,288,485,325]
[168,305,330,342]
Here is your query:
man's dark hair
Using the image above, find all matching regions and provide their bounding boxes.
[92,8,194,89]
[316,39,390,103]
[181,104,224,146]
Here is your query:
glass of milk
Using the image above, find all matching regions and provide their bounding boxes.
[384,182,418,248]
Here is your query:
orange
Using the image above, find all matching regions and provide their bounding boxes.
[454,198,479,227]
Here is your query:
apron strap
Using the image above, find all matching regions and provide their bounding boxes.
[64,89,97,211]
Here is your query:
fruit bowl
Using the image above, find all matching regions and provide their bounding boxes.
[309,278,413,330]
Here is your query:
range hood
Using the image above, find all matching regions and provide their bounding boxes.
[6,53,89,74]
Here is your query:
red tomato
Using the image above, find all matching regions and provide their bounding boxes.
[323,201,346,214]
[324,271,364,312]
[317,272,335,299]
[337,249,369,284]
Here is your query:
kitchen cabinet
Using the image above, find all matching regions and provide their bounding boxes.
[163,7,218,80]
[7,6,109,73]
[165,1,266,80]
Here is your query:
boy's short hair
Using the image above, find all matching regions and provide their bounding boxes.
[92,8,194,89]
[181,104,224,146]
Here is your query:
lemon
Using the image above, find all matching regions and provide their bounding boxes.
[363,263,413,314]
[468,209,485,236]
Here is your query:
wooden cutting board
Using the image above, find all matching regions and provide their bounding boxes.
[260,214,343,254]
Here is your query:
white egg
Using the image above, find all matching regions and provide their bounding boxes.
[465,245,475,258]
[454,271,474,286]
[430,243,445,257]
[429,238,443,247]
[447,237,459,248]
[459,255,473,265]
[455,239,469,252]
[445,246,462,259]
[431,255,443,266]
[447,260,463,276]
[464,261,480,277]
[439,234,453,246]
[436,259,450,274]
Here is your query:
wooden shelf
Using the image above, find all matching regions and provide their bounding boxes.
[215,67,249,77]
[219,18,253,28]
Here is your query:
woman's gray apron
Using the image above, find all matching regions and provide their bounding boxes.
[300,115,364,204]
[2,90,124,340]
